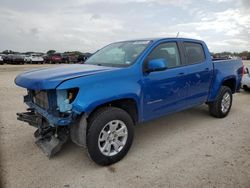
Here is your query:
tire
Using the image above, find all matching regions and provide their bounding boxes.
[209,86,232,118]
[243,85,249,91]
[87,107,134,166]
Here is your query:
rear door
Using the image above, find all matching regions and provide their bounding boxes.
[181,41,213,106]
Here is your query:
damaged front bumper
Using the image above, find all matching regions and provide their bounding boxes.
[16,92,77,157]
[19,94,75,127]
[17,109,70,158]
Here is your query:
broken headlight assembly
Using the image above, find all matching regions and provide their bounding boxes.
[56,88,79,113]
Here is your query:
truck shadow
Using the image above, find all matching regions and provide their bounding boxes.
[57,104,212,165]
[132,105,211,145]
[241,89,250,93]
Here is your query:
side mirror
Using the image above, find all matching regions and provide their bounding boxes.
[146,58,167,73]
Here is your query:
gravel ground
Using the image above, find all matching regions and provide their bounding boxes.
[0,62,250,188]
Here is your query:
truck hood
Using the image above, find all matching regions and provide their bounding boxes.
[15,64,117,90]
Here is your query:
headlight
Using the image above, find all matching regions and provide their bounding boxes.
[67,88,79,103]
[56,88,79,113]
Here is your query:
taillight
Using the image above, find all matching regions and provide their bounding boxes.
[242,65,245,75]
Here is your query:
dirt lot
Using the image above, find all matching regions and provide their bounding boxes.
[1,62,250,188]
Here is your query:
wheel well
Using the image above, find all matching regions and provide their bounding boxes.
[222,78,236,93]
[87,99,138,124]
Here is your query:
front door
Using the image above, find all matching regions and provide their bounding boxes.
[142,42,188,121]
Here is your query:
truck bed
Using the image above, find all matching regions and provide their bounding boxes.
[208,58,243,101]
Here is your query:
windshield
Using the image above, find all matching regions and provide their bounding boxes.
[85,40,151,67]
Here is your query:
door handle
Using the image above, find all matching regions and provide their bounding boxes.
[178,72,185,75]
[204,68,209,71]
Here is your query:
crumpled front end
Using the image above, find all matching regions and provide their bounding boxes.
[17,88,80,157]
[18,89,79,126]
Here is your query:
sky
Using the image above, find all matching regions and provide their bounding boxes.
[0,0,249,53]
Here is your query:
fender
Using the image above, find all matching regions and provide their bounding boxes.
[56,66,143,120]
[208,74,236,101]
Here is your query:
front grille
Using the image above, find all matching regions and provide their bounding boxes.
[33,90,49,109]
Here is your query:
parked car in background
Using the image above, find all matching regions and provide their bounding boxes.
[15,38,243,165]
[51,53,63,64]
[67,54,78,63]
[61,53,69,63]
[9,54,25,64]
[78,53,92,63]
[2,54,11,64]
[242,66,250,91]
[62,53,79,63]
[25,54,44,64]
[0,55,3,65]
[43,54,51,64]
[43,52,91,64]
[24,55,31,63]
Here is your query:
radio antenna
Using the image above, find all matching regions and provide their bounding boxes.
[176,32,180,38]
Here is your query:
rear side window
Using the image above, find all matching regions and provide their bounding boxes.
[184,42,205,64]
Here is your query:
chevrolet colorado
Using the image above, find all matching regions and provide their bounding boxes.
[15,38,243,165]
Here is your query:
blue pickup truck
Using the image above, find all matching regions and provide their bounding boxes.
[15,38,243,165]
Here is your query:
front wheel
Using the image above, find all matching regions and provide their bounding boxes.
[87,107,134,166]
[209,86,232,118]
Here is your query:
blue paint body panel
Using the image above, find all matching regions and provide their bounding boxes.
[15,64,117,90]
[15,38,243,125]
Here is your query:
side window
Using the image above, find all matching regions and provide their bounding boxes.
[148,42,181,68]
[184,42,205,64]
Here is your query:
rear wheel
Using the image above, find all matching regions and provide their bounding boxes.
[87,107,134,166]
[209,86,232,118]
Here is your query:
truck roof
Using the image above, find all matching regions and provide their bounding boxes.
[118,37,204,43]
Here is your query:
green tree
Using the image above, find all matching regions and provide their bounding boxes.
[46,50,56,55]
[2,50,14,54]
